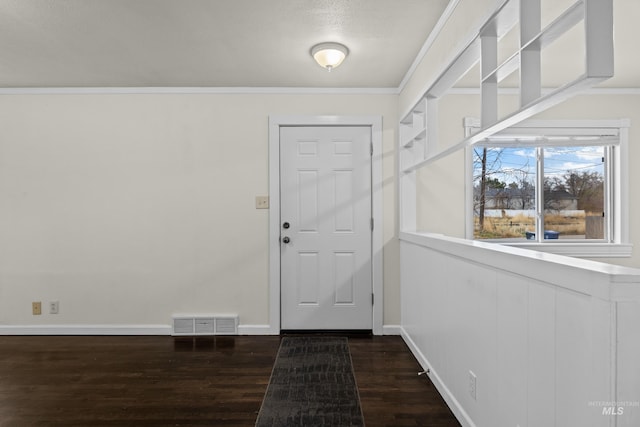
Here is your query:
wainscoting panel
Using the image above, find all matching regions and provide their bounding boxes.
[400,232,640,427]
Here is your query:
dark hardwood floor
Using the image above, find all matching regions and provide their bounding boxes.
[349,337,461,427]
[0,335,460,427]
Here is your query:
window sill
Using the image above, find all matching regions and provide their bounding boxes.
[492,242,633,258]
[401,232,632,259]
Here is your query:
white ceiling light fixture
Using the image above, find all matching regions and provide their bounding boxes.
[311,42,349,72]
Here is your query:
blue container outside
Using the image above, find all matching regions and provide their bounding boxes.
[526,230,560,240]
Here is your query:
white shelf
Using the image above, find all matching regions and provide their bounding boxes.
[400,97,428,169]
[482,51,519,84]
[398,0,612,234]
[402,74,610,175]
[482,0,584,85]
[398,0,613,176]
[402,127,426,148]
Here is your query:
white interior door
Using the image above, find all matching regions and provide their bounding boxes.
[280,126,372,330]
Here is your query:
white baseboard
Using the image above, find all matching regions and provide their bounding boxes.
[237,325,397,335]
[0,324,280,336]
[0,324,171,335]
[382,324,402,335]
[0,323,395,337]
[399,326,475,427]
[237,324,278,335]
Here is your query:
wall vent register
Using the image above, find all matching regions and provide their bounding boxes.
[172,315,239,336]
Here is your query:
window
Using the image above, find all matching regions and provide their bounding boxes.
[473,144,606,241]
[465,119,630,257]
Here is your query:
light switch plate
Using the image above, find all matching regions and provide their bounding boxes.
[256,196,269,209]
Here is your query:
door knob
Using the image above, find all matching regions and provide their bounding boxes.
[283,222,290,229]
[282,236,290,244]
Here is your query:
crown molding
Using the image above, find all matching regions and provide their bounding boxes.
[0,86,398,95]
[0,86,637,97]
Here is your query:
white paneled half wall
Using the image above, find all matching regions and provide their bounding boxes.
[400,232,640,427]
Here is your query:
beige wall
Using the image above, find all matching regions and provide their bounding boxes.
[416,93,481,237]
[2,0,637,332]
[0,93,399,328]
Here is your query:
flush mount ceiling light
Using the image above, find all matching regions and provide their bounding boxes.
[310,42,349,72]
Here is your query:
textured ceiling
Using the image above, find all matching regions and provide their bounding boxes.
[0,0,450,88]
[0,0,637,89]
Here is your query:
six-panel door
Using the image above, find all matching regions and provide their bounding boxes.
[280,126,372,330]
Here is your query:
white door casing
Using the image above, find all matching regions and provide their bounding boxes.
[280,126,372,330]
[268,115,383,335]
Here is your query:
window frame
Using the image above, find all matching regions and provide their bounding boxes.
[464,118,631,258]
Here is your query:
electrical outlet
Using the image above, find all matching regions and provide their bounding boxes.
[32,302,42,315]
[255,196,269,209]
[49,301,59,314]
[469,370,477,400]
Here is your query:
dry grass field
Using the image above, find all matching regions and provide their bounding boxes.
[475,212,590,239]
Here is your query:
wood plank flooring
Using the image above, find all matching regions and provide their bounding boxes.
[0,335,460,427]
[349,336,461,427]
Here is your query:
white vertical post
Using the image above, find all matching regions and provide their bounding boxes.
[426,96,438,158]
[400,172,417,232]
[584,0,614,78]
[463,118,480,239]
[481,34,498,128]
[520,0,541,106]
[616,124,630,245]
[604,146,612,243]
[536,147,545,242]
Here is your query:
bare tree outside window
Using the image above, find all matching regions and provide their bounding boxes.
[473,145,605,241]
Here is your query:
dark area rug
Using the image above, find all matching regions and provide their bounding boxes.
[255,336,364,426]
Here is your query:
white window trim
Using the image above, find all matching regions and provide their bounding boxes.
[464,118,631,258]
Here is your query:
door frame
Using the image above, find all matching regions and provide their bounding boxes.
[268,115,384,335]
